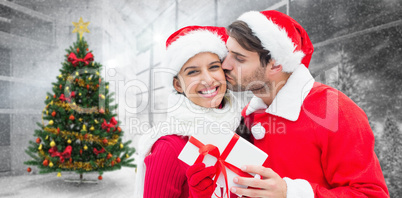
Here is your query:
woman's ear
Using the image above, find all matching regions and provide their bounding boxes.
[173,77,184,93]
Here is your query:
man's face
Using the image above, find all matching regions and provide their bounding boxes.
[222,36,268,93]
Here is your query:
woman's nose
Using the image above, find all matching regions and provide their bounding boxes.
[201,72,215,87]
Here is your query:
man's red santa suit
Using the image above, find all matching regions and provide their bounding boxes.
[238,10,389,197]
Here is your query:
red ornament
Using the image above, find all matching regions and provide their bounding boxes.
[57,127,60,134]
[59,84,62,90]
[96,84,99,88]
[69,114,75,121]
[99,108,105,114]
[75,78,79,83]
[43,159,49,167]
[99,78,101,83]
[86,48,89,52]
[53,94,56,99]
[84,133,88,139]
[80,149,83,155]
[77,48,80,53]
[103,138,108,145]
[107,153,112,159]
[116,157,121,163]
[117,127,121,133]
[98,175,102,180]
[111,161,115,167]
[86,84,90,90]
[27,167,32,172]
[69,158,72,163]
[52,111,56,117]
[36,137,41,144]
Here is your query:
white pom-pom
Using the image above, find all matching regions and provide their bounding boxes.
[251,122,266,140]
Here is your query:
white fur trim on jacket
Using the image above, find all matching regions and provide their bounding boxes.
[134,91,242,197]
[238,11,305,73]
[164,30,228,74]
[246,66,314,121]
[283,177,314,198]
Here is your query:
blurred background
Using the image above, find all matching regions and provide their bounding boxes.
[0,0,401,196]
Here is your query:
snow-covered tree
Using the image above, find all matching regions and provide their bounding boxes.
[381,111,402,197]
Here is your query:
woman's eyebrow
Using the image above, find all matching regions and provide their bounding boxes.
[183,66,198,72]
[209,61,221,65]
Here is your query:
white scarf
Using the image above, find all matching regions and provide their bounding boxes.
[134,91,242,197]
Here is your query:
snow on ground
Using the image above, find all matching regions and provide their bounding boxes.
[0,167,136,198]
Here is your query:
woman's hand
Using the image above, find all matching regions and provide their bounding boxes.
[231,165,287,198]
[186,163,217,198]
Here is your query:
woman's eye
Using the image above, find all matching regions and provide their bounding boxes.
[210,65,221,69]
[187,70,199,75]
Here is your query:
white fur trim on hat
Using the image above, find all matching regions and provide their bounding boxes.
[164,30,228,74]
[238,11,305,73]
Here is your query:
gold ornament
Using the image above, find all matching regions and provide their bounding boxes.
[46,96,49,100]
[79,118,83,122]
[49,162,54,167]
[76,72,79,76]
[126,154,129,159]
[57,172,61,177]
[58,74,62,78]
[82,124,87,131]
[38,144,43,150]
[88,77,92,80]
[92,62,95,66]
[94,119,98,124]
[84,145,88,150]
[72,17,90,40]
[67,139,72,144]
[46,111,48,115]
[79,93,82,96]
[66,87,69,91]
[100,94,105,99]
[50,140,56,147]
[90,126,95,131]
[49,120,54,125]
[120,143,124,149]
[85,70,88,73]
[45,135,49,140]
[106,85,109,89]
[96,71,99,76]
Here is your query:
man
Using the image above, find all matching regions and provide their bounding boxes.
[221,10,389,197]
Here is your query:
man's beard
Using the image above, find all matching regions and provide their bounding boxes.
[225,66,269,93]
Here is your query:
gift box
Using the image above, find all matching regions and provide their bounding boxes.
[178,131,268,197]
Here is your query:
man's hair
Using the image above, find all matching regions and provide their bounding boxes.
[228,20,272,67]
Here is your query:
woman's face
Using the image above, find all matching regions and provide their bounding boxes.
[173,52,227,108]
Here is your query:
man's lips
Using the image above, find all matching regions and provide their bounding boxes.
[225,73,233,81]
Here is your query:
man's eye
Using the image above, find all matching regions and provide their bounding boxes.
[235,57,244,63]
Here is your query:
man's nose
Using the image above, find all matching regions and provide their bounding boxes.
[222,55,233,71]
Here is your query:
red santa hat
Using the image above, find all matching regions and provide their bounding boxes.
[237,10,314,72]
[165,25,228,74]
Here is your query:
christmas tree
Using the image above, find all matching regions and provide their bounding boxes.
[381,111,402,197]
[24,18,135,180]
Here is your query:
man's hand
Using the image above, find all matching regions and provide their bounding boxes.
[231,165,287,198]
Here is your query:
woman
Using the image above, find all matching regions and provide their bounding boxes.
[135,26,241,198]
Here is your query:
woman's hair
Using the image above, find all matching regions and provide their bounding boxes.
[228,20,272,67]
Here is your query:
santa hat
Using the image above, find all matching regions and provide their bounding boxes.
[236,10,314,72]
[164,26,228,74]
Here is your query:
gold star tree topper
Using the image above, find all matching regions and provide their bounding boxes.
[72,17,90,39]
